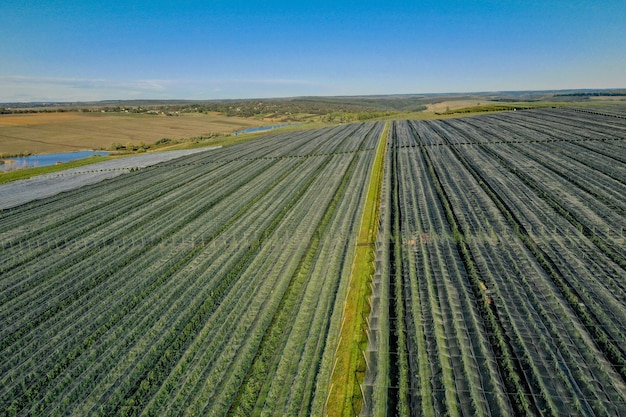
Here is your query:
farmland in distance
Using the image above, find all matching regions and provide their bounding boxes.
[1,107,625,417]
[0,111,270,156]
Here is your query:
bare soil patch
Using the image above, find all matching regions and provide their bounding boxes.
[425,99,500,113]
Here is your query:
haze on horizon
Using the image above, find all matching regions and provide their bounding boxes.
[1,0,625,103]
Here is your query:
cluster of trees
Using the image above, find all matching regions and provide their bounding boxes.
[555,91,626,97]
[1,151,33,159]
[109,134,222,153]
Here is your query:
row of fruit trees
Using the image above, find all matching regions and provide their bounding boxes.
[1,107,624,416]
[0,122,384,416]
[363,110,625,416]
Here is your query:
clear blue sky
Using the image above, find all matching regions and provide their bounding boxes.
[1,0,625,101]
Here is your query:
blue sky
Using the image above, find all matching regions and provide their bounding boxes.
[1,0,625,101]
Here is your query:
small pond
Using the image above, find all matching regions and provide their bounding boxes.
[2,150,110,172]
[234,124,290,135]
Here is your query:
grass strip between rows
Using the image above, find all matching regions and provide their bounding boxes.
[326,121,388,417]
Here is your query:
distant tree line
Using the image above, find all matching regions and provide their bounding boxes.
[0,96,430,118]
[109,133,222,153]
[555,92,626,97]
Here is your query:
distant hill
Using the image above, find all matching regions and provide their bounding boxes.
[2,89,625,118]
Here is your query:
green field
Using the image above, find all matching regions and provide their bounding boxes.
[1,105,625,416]
[365,109,626,416]
[0,122,384,416]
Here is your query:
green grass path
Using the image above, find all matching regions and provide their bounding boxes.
[326,122,388,416]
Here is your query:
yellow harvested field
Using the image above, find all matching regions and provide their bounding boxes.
[0,112,268,155]
[425,99,498,113]
[588,96,626,101]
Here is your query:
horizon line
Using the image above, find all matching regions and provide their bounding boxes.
[2,87,626,106]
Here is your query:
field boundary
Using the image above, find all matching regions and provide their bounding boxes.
[326,121,388,416]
